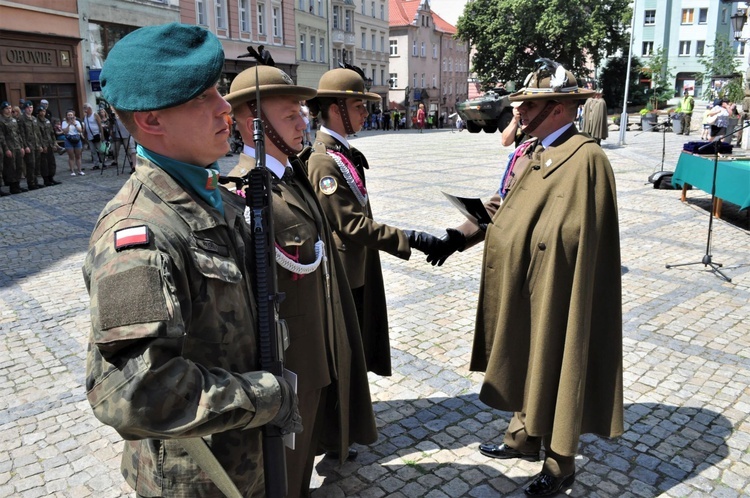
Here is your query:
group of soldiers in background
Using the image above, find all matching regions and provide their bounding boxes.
[0,99,62,196]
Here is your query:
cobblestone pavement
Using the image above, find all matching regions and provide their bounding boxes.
[1,126,749,498]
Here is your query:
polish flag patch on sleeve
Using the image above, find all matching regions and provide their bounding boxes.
[114,225,150,251]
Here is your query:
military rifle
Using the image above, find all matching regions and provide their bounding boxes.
[247,66,289,498]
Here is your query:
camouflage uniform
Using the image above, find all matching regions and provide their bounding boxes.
[83,157,281,497]
[37,114,58,184]
[0,113,26,193]
[19,112,42,188]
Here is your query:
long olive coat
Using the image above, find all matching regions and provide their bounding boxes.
[584,97,609,140]
[305,131,411,376]
[226,154,378,454]
[470,126,624,457]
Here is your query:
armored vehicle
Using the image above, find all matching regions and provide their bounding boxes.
[456,88,513,133]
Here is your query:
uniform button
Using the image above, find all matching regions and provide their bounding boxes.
[294,236,301,242]
[538,242,546,251]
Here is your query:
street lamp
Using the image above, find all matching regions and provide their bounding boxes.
[618,0,637,146]
[364,77,373,92]
[732,9,747,40]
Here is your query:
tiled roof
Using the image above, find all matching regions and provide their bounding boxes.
[389,0,456,34]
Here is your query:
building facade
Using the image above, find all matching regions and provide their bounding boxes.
[295,0,330,88]
[388,0,468,126]
[632,0,741,97]
[354,0,390,109]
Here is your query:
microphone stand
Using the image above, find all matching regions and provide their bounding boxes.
[665,120,750,283]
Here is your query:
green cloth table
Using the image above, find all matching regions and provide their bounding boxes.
[673,152,750,211]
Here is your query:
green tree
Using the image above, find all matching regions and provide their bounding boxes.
[697,37,743,103]
[640,46,675,109]
[456,0,631,88]
[599,55,647,111]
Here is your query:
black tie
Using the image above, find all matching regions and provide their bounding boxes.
[282,166,294,182]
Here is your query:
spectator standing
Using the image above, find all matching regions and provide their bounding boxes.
[583,89,608,145]
[82,103,105,169]
[36,105,61,185]
[707,98,730,140]
[84,23,300,497]
[680,90,695,136]
[61,110,83,175]
[416,103,426,132]
[18,101,43,190]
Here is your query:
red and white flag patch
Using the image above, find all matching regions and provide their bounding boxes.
[114,226,150,251]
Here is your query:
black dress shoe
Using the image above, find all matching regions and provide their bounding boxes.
[478,443,540,461]
[325,448,358,461]
[524,471,575,496]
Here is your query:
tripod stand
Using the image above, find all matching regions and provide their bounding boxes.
[665,121,750,283]
[646,120,671,186]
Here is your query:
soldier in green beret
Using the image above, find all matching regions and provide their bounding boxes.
[223,65,378,498]
[83,23,300,497]
[0,100,28,194]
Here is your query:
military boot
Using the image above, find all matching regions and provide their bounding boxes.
[10,182,23,194]
[0,187,8,197]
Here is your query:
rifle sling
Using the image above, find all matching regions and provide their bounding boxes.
[181,437,243,498]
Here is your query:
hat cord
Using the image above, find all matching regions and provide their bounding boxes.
[247,100,298,157]
[521,100,558,135]
[336,98,356,136]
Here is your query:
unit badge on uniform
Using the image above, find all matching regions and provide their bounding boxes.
[114,225,150,251]
[320,176,338,195]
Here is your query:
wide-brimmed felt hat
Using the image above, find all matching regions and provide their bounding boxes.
[314,68,380,101]
[101,23,224,112]
[225,66,316,110]
[509,60,593,103]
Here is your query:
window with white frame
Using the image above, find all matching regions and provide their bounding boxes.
[380,36,384,52]
[361,0,365,14]
[240,0,250,32]
[644,9,655,25]
[432,43,437,58]
[380,69,384,86]
[319,37,325,62]
[257,2,266,35]
[420,73,425,87]
[413,73,417,87]
[696,40,705,56]
[300,34,306,60]
[681,8,694,24]
[371,1,374,17]
[432,74,436,88]
[196,0,207,25]
[371,68,375,84]
[679,40,691,56]
[412,40,417,56]
[371,34,375,51]
[642,41,653,56]
[390,39,398,55]
[308,0,314,13]
[272,4,281,37]
[215,0,227,29]
[333,6,339,29]
[736,40,746,57]
[299,0,304,9]
[310,35,316,60]
[362,32,366,49]
[420,42,425,57]
[389,73,397,87]
[698,8,708,24]
[380,3,384,20]
[345,10,352,31]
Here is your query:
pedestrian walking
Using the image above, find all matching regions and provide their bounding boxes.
[680,90,695,136]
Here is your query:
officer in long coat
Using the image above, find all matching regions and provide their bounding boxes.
[428,61,623,496]
[223,66,378,497]
[304,68,443,376]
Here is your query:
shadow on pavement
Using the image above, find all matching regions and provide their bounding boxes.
[312,395,731,497]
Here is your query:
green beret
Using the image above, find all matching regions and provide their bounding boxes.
[101,23,225,112]
[225,66,316,110]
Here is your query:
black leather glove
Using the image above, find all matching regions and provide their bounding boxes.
[426,228,467,267]
[405,230,444,255]
[269,376,302,435]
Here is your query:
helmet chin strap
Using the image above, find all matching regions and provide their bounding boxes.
[336,98,357,136]
[521,100,558,135]
[247,100,299,157]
